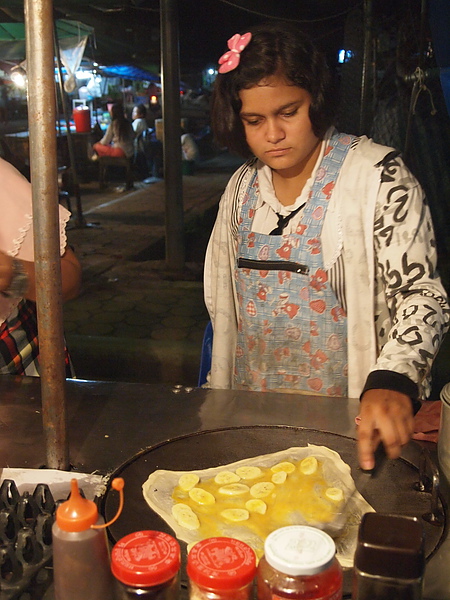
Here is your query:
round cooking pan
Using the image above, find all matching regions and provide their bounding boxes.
[101,426,447,598]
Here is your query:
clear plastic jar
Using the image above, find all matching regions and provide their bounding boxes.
[256,526,343,599]
[187,537,257,600]
[111,530,180,599]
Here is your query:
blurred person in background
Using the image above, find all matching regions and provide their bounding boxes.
[132,104,148,138]
[0,157,81,376]
[92,102,135,160]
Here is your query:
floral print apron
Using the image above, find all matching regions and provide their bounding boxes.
[234,133,353,395]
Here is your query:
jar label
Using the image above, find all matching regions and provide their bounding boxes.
[271,591,341,600]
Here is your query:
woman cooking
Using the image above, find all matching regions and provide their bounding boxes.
[203,22,450,470]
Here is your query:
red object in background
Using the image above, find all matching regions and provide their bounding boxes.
[73,107,91,133]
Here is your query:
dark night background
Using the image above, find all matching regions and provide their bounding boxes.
[1,0,450,280]
[0,0,423,79]
[1,0,450,393]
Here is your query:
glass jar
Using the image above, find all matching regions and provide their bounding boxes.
[352,513,425,600]
[256,526,343,600]
[111,530,180,599]
[187,536,257,600]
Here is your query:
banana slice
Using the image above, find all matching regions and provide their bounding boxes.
[218,483,250,496]
[235,466,263,480]
[245,499,267,514]
[220,509,249,522]
[271,461,296,474]
[189,487,216,505]
[325,487,344,502]
[299,456,318,475]
[250,481,275,499]
[214,471,241,485]
[172,503,200,530]
[178,473,200,491]
[271,471,287,485]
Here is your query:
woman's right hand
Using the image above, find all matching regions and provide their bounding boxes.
[0,251,14,293]
[357,388,415,470]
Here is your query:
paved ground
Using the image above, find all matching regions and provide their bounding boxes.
[63,153,242,386]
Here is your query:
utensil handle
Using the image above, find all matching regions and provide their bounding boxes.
[361,442,388,478]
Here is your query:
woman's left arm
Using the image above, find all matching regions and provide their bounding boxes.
[99,123,113,146]
[357,155,450,469]
[370,155,450,392]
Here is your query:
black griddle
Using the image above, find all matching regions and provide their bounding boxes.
[102,426,447,598]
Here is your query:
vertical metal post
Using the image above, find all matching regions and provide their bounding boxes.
[404,0,428,160]
[24,0,69,469]
[359,0,373,135]
[160,0,185,270]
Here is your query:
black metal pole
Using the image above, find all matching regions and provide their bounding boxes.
[359,0,373,135]
[160,0,185,271]
[404,0,428,160]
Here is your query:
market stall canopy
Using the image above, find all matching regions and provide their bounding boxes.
[100,64,160,82]
[0,19,94,60]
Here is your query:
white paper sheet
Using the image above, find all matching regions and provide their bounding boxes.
[0,468,107,501]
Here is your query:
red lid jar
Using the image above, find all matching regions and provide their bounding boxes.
[187,537,257,599]
[111,530,180,599]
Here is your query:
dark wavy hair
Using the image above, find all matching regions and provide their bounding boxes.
[133,104,147,118]
[211,22,335,158]
[110,102,133,141]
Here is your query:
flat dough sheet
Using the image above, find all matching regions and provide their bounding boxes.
[142,444,374,567]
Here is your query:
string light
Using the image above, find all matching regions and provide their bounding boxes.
[11,65,27,89]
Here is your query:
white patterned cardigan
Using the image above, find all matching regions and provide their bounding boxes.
[203,134,450,400]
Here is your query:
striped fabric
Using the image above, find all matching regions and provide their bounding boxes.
[0,299,72,377]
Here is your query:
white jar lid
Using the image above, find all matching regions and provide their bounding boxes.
[264,526,336,576]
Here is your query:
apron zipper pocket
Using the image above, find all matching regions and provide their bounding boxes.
[238,257,309,275]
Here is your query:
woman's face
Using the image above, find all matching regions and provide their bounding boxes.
[239,76,321,178]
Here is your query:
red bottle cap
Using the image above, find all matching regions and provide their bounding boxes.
[111,530,180,587]
[187,537,256,591]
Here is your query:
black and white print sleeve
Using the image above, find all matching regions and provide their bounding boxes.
[370,154,450,399]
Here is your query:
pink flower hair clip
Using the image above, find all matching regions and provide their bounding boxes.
[218,32,252,74]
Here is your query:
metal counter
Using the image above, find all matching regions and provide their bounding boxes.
[0,377,448,599]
